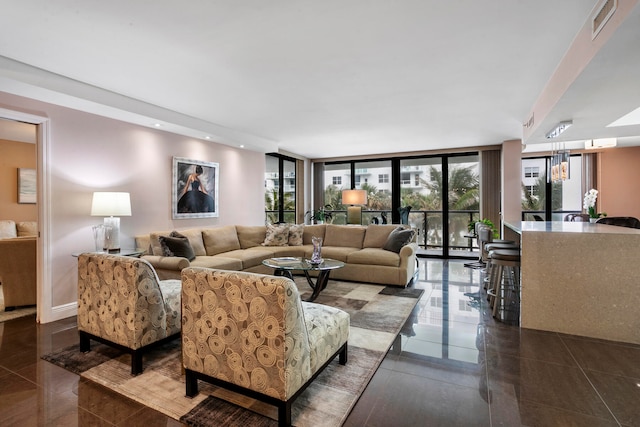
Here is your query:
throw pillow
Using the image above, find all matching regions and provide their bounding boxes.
[382,227,415,253]
[288,224,304,246]
[159,231,196,261]
[262,224,289,246]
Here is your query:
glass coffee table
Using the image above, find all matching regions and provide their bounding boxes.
[262,257,345,302]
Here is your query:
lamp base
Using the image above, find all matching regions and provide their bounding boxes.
[103,217,121,252]
[347,206,362,225]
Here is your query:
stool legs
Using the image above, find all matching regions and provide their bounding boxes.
[486,249,521,323]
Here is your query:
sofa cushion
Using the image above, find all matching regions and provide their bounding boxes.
[177,228,207,256]
[149,231,172,256]
[347,248,400,267]
[189,255,243,271]
[222,247,276,269]
[16,221,37,237]
[318,246,360,262]
[288,224,305,246]
[159,233,196,261]
[262,223,290,246]
[383,227,416,253]
[302,224,326,245]
[236,225,267,249]
[202,226,241,255]
[323,225,366,249]
[0,220,17,239]
[362,224,398,248]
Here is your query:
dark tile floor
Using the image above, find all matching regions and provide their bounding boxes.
[1,259,639,426]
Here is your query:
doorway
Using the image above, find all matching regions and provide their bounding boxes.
[0,108,51,323]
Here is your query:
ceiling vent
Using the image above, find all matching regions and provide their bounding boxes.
[592,0,617,40]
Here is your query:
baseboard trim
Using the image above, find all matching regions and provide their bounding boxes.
[40,302,77,323]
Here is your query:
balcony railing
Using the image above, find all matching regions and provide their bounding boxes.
[266,208,480,254]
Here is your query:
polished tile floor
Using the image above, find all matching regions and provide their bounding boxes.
[1,259,639,426]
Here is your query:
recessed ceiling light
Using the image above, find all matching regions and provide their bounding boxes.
[239,145,245,148]
[608,106,640,127]
[153,123,161,127]
[204,136,211,140]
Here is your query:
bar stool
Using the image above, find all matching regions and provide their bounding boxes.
[483,242,519,289]
[486,248,521,322]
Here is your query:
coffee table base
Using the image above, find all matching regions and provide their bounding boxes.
[273,269,332,302]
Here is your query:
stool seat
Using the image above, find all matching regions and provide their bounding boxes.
[489,249,520,262]
[491,239,515,244]
[485,242,519,252]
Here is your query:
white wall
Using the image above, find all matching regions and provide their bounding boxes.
[0,91,266,321]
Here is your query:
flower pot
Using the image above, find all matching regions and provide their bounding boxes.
[589,218,598,223]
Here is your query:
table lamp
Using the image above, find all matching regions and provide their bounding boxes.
[91,192,131,252]
[342,189,368,225]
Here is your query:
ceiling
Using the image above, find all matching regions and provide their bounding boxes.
[1,1,638,159]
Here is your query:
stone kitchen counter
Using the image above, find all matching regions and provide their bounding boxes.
[505,220,640,345]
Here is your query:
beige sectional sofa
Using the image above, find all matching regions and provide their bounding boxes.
[135,224,418,287]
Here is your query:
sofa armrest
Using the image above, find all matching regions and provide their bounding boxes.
[399,242,418,261]
[141,255,190,271]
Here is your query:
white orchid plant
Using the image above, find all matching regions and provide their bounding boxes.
[583,189,606,219]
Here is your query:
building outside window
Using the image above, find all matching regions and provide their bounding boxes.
[333,176,342,185]
[524,166,540,178]
[265,154,296,224]
[378,174,389,184]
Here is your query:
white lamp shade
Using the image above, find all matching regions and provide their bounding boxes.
[342,189,367,205]
[91,192,132,216]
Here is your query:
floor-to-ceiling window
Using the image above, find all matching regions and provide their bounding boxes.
[355,160,392,225]
[265,153,296,224]
[399,157,444,255]
[319,152,479,258]
[447,154,480,255]
[521,154,582,221]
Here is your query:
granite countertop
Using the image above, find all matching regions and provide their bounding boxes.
[503,220,640,235]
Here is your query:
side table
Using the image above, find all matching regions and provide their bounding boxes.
[72,249,144,258]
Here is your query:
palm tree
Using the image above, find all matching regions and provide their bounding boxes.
[264,189,295,223]
[361,182,391,211]
[521,172,563,217]
[419,165,480,247]
[323,185,343,209]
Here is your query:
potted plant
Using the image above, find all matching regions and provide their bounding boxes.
[583,189,607,222]
[305,205,333,224]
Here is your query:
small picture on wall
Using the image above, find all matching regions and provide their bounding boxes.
[172,157,219,219]
[18,168,36,204]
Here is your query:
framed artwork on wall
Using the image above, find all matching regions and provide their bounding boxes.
[172,157,219,219]
[18,168,36,204]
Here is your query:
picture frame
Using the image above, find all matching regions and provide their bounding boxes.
[18,168,36,204]
[172,157,219,219]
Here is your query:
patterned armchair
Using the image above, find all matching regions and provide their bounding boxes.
[181,268,350,427]
[77,253,182,375]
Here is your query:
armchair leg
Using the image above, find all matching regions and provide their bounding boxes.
[79,332,91,353]
[185,369,199,397]
[339,342,348,365]
[278,402,292,427]
[131,350,143,376]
